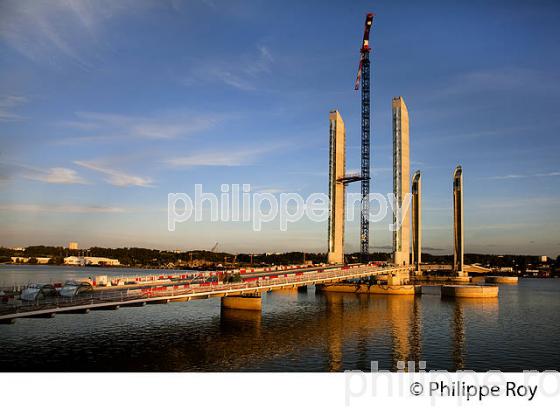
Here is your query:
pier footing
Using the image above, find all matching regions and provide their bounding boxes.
[28,312,56,318]
[91,305,120,310]
[58,308,90,314]
[441,285,499,298]
[484,276,519,284]
[316,283,421,295]
[221,294,262,311]
[122,302,146,307]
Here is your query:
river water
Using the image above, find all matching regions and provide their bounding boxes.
[0,265,559,372]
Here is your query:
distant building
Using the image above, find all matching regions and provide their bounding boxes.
[64,256,85,265]
[68,242,79,250]
[540,256,548,263]
[64,256,120,266]
[11,257,51,264]
[11,247,26,251]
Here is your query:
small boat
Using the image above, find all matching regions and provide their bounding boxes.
[59,281,94,298]
[21,284,57,301]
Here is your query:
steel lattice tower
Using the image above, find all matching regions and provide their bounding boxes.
[360,54,370,260]
[354,13,374,261]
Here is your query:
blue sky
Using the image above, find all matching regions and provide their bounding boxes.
[0,0,559,256]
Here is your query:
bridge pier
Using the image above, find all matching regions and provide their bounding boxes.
[58,308,90,314]
[122,301,146,307]
[29,312,56,319]
[221,294,262,311]
[147,299,170,304]
[91,304,120,310]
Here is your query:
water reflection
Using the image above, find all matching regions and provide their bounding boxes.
[448,297,499,370]
[322,292,423,371]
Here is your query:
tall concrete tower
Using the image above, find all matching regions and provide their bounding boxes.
[411,171,422,274]
[392,97,411,266]
[328,110,346,265]
[453,165,465,275]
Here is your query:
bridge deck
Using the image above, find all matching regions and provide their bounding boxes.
[0,265,411,322]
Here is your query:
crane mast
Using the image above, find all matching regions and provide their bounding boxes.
[356,13,374,261]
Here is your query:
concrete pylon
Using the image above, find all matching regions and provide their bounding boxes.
[392,97,410,266]
[411,171,422,275]
[328,110,345,265]
[453,165,465,276]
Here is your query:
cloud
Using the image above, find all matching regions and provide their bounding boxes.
[75,160,154,187]
[0,0,167,67]
[56,110,222,143]
[166,146,277,167]
[0,203,125,213]
[473,196,560,210]
[432,67,560,99]
[0,95,27,121]
[183,45,274,91]
[1,162,88,184]
[23,167,88,184]
[487,171,560,180]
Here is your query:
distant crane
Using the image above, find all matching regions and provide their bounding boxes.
[354,13,375,261]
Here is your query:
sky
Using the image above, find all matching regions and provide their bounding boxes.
[0,0,559,256]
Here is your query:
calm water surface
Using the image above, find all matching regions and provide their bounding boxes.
[1,266,559,372]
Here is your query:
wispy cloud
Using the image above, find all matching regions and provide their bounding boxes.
[0,95,27,121]
[473,196,560,210]
[56,110,222,143]
[0,203,125,213]
[487,171,560,180]
[23,167,88,184]
[1,162,88,184]
[0,0,167,67]
[166,145,278,167]
[432,67,560,99]
[183,45,274,91]
[74,160,154,187]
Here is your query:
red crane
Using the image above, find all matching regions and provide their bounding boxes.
[354,13,374,90]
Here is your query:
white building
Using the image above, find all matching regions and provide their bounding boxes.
[64,256,85,265]
[64,256,120,266]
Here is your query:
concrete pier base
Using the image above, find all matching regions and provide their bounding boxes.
[412,275,470,284]
[58,308,90,314]
[122,301,146,307]
[441,285,498,298]
[221,294,262,311]
[0,318,16,324]
[484,276,519,284]
[91,305,120,310]
[147,299,170,304]
[317,283,421,295]
[29,312,56,318]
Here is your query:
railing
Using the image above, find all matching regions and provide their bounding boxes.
[0,265,411,318]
